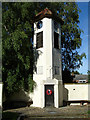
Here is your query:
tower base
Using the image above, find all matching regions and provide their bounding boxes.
[30,78,63,108]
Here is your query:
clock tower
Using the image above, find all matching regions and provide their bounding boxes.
[30,8,64,108]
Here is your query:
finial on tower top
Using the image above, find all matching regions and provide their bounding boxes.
[34,8,64,25]
[36,8,52,17]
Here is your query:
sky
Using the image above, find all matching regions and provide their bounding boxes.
[76,2,88,74]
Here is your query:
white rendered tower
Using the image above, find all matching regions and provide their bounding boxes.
[30,8,64,108]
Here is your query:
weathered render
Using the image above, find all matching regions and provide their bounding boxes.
[64,83,89,105]
[0,83,2,107]
[29,8,63,108]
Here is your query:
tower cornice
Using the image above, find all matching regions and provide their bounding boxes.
[33,8,64,25]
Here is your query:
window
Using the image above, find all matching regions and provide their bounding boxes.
[36,32,43,49]
[54,32,59,49]
[79,81,83,83]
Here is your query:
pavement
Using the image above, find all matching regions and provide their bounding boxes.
[4,105,90,119]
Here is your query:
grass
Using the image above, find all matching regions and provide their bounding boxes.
[2,111,19,120]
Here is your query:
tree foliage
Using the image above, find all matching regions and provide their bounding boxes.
[73,70,80,75]
[2,2,86,94]
[2,3,35,96]
[62,68,74,83]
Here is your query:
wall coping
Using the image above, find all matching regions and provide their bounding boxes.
[64,83,90,85]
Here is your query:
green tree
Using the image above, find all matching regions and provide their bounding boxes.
[2,3,35,96]
[2,2,86,95]
[60,3,86,71]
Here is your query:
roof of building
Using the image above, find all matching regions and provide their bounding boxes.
[34,8,64,24]
[73,74,88,81]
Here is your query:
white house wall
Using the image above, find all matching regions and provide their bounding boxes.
[64,84,89,104]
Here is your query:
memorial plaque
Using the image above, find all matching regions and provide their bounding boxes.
[37,66,43,74]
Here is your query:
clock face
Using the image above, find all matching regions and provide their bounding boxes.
[37,21,43,29]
